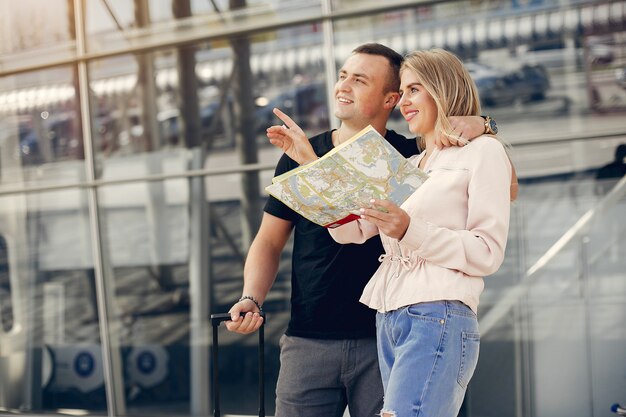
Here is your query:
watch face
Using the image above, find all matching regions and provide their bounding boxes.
[489,119,498,134]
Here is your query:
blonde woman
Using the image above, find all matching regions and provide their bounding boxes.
[327,49,513,417]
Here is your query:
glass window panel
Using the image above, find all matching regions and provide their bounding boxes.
[587,195,626,298]
[334,2,626,144]
[96,171,286,416]
[475,137,625,417]
[585,31,626,114]
[0,0,76,72]
[1,1,625,416]
[0,191,104,414]
[84,0,323,56]
[203,178,289,417]
[88,24,328,179]
[86,0,136,35]
[334,5,625,417]
[0,235,12,332]
[97,178,190,415]
[0,67,84,189]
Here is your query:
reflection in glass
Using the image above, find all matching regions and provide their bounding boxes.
[586,31,626,113]
[94,166,291,416]
[84,0,323,56]
[0,235,12,332]
[0,192,103,412]
[1,0,625,416]
[0,0,75,70]
[334,2,626,144]
[0,68,83,188]
[330,5,626,415]
[95,177,192,415]
[97,178,191,414]
[87,25,329,178]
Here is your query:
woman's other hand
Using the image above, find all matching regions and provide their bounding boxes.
[359,199,410,240]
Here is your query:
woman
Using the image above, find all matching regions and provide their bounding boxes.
[327,49,513,417]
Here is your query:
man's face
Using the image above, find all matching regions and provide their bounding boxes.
[333,53,392,125]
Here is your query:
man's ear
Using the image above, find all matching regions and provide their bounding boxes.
[384,92,400,109]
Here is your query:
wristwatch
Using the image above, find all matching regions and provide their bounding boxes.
[482,116,498,135]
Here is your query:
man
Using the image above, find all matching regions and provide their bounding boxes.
[226,43,489,417]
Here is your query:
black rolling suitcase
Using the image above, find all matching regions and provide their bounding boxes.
[210,312,266,417]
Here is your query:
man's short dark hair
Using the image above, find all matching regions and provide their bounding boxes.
[352,43,403,93]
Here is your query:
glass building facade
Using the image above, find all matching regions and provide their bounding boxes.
[0,0,624,416]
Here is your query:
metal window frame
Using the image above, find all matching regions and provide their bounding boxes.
[1,0,625,416]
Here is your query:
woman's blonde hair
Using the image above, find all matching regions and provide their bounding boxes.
[402,49,518,201]
[400,49,482,146]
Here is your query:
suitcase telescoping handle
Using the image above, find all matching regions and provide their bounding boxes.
[210,312,266,417]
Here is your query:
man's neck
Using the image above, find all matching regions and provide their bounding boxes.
[332,122,388,147]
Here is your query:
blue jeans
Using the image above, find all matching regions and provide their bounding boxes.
[275,335,383,417]
[376,301,480,417]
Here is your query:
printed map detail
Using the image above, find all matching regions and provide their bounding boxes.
[265,125,428,228]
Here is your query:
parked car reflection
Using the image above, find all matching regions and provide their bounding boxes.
[467,62,550,107]
[157,99,234,150]
[588,35,616,65]
[255,81,328,133]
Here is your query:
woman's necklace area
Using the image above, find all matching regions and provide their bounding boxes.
[418,146,440,174]
[419,149,430,170]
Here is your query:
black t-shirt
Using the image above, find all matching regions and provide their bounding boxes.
[264,129,419,339]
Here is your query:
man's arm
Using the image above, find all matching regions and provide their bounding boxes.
[441,115,487,148]
[225,212,294,334]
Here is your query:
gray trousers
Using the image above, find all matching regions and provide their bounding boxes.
[275,335,383,417]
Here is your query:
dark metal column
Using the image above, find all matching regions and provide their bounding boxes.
[73,0,127,415]
[230,0,262,249]
[171,1,212,415]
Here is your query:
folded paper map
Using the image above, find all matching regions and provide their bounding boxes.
[265,125,428,228]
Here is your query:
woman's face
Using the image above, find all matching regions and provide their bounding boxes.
[398,69,438,138]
